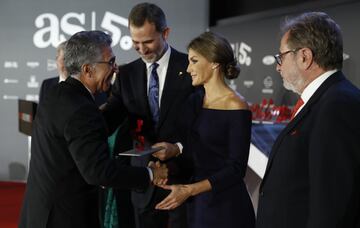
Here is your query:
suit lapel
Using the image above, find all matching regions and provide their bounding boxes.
[130,60,151,117]
[157,49,188,129]
[261,71,345,186]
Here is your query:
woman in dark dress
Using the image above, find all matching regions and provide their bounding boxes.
[155,31,255,228]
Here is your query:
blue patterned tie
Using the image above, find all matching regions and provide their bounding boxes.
[148,63,160,126]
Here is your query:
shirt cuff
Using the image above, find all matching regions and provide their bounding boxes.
[146,167,153,182]
[175,142,183,156]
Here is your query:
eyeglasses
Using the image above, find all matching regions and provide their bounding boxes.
[95,56,116,67]
[274,48,301,65]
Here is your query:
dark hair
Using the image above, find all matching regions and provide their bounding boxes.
[64,30,112,75]
[128,2,167,32]
[188,31,240,79]
[281,11,343,70]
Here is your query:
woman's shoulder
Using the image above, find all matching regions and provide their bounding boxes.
[225,92,249,110]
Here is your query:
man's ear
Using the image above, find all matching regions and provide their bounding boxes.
[82,64,93,78]
[300,48,314,70]
[162,27,170,40]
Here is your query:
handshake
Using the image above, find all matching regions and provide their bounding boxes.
[148,161,168,185]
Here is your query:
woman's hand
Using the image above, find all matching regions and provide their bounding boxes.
[155,184,193,210]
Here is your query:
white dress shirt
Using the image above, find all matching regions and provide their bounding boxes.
[295,69,338,116]
[144,45,171,107]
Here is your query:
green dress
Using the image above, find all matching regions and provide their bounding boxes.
[103,129,119,228]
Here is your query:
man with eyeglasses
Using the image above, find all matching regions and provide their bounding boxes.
[256,12,360,228]
[102,2,193,228]
[19,30,168,228]
[39,41,108,107]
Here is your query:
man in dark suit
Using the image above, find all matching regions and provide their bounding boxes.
[19,30,167,228]
[256,12,360,228]
[39,41,67,104]
[102,3,193,228]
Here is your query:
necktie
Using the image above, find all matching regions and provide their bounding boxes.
[148,63,160,126]
[290,98,304,120]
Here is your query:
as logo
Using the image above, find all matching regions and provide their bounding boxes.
[33,11,132,50]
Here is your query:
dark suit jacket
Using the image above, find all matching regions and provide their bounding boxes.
[256,71,360,228]
[103,48,193,208]
[39,76,59,104]
[19,77,150,228]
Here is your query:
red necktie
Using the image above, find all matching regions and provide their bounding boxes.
[290,98,304,120]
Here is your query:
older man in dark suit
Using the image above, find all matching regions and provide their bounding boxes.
[19,30,167,228]
[38,41,67,104]
[102,3,193,228]
[256,12,360,228]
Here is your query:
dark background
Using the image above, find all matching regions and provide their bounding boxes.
[209,0,350,26]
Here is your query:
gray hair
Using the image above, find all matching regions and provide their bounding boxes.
[64,30,112,75]
[56,40,67,58]
[281,12,343,70]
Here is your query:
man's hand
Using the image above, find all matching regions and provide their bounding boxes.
[152,142,180,161]
[148,161,168,185]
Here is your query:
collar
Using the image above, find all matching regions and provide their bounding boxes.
[144,44,171,70]
[59,76,66,83]
[301,69,338,104]
[70,75,95,100]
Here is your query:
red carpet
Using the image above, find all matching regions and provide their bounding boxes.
[0,182,26,228]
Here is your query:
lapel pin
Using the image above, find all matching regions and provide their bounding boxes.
[178,71,183,76]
